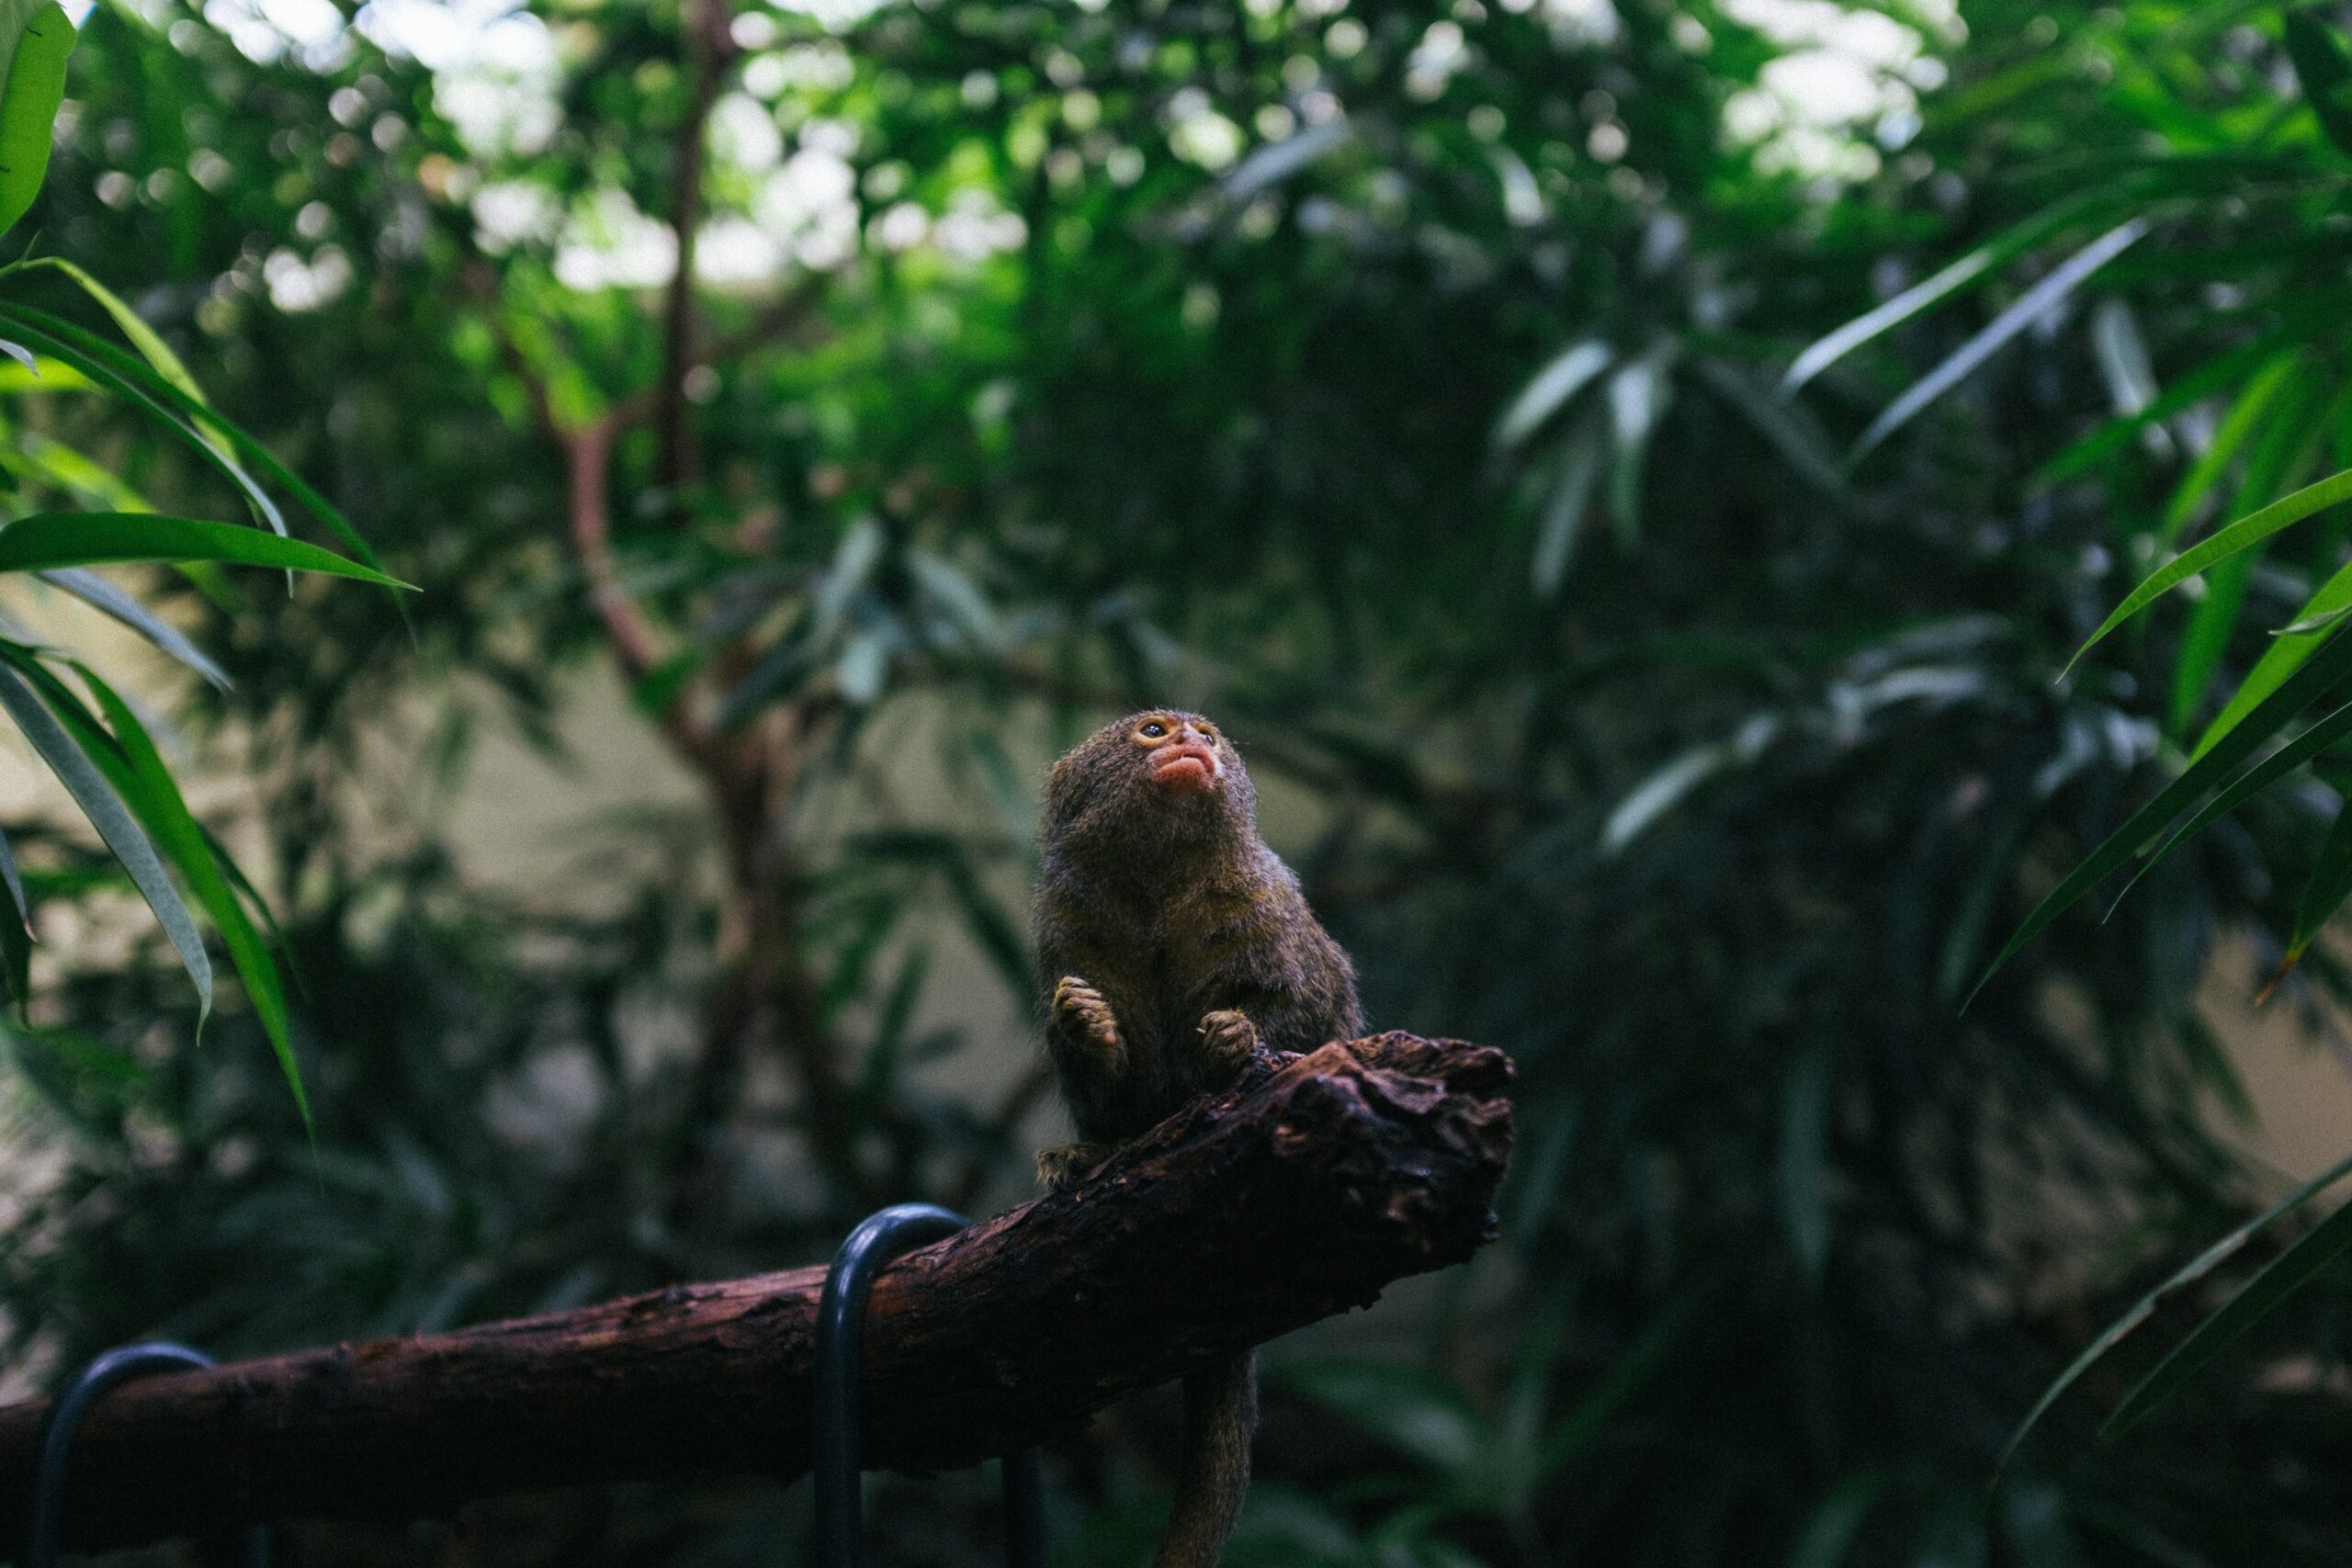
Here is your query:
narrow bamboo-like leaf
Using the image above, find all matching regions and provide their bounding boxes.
[2035,334,2282,486]
[16,430,156,511]
[0,310,289,538]
[2277,602,2352,638]
[1852,219,2150,463]
[2110,696,2352,913]
[0,304,383,575]
[0,353,83,390]
[1607,351,1669,544]
[2194,555,2352,761]
[1782,193,2109,394]
[2156,352,2299,544]
[2103,1189,2352,1439]
[2088,298,2157,416]
[1601,743,1726,857]
[0,4,72,237]
[2280,791,2352,975]
[1537,1284,1703,1468]
[7,257,208,409]
[0,656,209,1017]
[1970,622,2352,1003]
[1695,355,1844,495]
[39,567,230,688]
[1532,415,1602,596]
[2171,370,2339,735]
[199,820,306,1004]
[0,335,30,373]
[0,513,409,584]
[2286,7,2352,157]
[0,820,29,1008]
[1495,339,1610,449]
[1779,1042,1830,1284]
[2166,544,2258,737]
[1789,1470,1892,1568]
[1996,1145,2352,1479]
[2066,468,2352,677]
[77,667,305,1130]
[2277,804,2352,987]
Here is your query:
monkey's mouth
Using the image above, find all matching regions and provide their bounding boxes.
[1149,745,1218,794]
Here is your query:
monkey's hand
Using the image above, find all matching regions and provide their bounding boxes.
[1053,976,1125,1071]
[1198,1009,1260,1074]
[1036,1140,1121,1192]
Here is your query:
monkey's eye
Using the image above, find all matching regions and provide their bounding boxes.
[1197,726,1216,743]
[1139,720,1168,739]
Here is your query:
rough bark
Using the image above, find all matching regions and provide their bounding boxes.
[0,1032,1510,1551]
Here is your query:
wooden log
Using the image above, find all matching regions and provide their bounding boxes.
[0,1032,1511,1551]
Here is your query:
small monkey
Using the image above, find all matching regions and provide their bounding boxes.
[1033,709,1363,1568]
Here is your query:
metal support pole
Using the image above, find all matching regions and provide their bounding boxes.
[813,1203,1047,1568]
[22,1341,270,1568]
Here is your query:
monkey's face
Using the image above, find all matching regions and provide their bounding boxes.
[1043,709,1255,852]
[1129,712,1227,796]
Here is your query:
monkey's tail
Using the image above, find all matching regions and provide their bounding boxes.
[1150,1349,1257,1568]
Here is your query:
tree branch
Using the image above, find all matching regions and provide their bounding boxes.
[653,0,741,493]
[0,1033,1510,1552]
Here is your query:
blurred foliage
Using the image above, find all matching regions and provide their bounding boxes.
[0,0,397,1124]
[6,1,2352,1565]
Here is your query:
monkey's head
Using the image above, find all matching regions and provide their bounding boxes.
[1041,709,1258,859]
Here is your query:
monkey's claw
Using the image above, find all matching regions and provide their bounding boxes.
[1198,1009,1260,1072]
[1036,1140,1119,1191]
[1053,976,1124,1061]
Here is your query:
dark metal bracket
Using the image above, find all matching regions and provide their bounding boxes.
[814,1202,1047,1568]
[21,1340,270,1568]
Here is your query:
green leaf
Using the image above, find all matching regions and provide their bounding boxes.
[1970,620,2352,1003]
[1781,192,2114,394]
[1789,1470,1893,1568]
[2109,694,2352,913]
[0,308,290,538]
[0,0,47,91]
[0,820,29,1009]
[1995,1146,2352,1477]
[1495,338,1610,449]
[2104,1187,2352,1439]
[0,3,71,237]
[2279,790,2352,976]
[0,303,383,573]
[1852,218,2151,463]
[0,655,210,1019]
[1537,1282,1702,1470]
[2154,351,2299,545]
[1694,355,1844,496]
[39,567,231,689]
[2087,298,2158,417]
[14,429,157,512]
[6,257,208,411]
[1606,349,1670,546]
[1779,1042,1831,1284]
[0,513,411,585]
[2165,547,2258,736]
[2064,467,2352,677]
[2275,601,2352,639]
[1531,412,1602,596]
[2033,333,2283,486]
[2190,553,2352,761]
[2286,7,2352,157]
[76,666,307,1132]
[1277,1359,1486,1476]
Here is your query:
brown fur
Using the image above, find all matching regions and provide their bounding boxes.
[1032,709,1363,1568]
